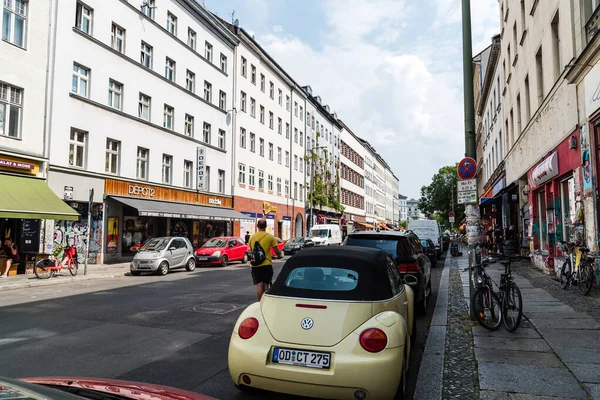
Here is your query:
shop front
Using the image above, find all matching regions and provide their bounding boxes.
[234,198,305,240]
[527,131,583,275]
[104,179,252,263]
[0,155,80,276]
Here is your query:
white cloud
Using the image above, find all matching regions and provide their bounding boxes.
[258,0,498,198]
[273,25,283,33]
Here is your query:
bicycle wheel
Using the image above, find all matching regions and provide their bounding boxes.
[474,287,502,331]
[69,260,78,276]
[577,261,594,296]
[34,259,54,279]
[560,260,570,289]
[502,283,523,332]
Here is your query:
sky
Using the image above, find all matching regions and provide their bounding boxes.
[206,0,500,199]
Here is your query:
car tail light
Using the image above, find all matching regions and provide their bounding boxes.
[238,318,259,339]
[359,328,387,353]
[398,263,420,273]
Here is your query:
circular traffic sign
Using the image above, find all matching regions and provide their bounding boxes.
[449,211,455,217]
[458,157,477,180]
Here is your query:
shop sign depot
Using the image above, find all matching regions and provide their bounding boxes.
[128,184,156,197]
[209,198,222,206]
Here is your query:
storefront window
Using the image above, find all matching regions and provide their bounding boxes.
[123,216,153,253]
[560,177,576,242]
[538,190,546,251]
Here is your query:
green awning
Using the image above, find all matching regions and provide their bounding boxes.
[0,174,80,220]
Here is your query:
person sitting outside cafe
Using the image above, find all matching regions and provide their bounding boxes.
[0,237,20,278]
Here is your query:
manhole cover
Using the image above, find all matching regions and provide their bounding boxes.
[185,302,245,315]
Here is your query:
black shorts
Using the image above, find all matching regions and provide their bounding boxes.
[251,265,274,285]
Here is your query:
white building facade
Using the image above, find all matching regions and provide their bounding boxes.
[339,121,366,230]
[399,194,408,222]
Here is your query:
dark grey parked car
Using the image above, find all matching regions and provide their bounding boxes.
[130,237,196,276]
[283,237,315,256]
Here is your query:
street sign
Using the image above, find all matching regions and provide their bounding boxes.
[458,157,477,180]
[457,190,477,204]
[197,146,206,191]
[457,179,476,192]
[449,216,455,223]
[449,211,455,217]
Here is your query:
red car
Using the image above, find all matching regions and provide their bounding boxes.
[271,237,285,256]
[195,236,250,267]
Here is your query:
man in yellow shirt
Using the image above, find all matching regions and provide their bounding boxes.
[249,218,282,301]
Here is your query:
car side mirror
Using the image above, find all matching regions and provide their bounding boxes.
[169,246,176,251]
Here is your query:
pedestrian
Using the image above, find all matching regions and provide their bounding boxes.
[249,218,282,301]
[0,237,19,278]
[244,231,251,245]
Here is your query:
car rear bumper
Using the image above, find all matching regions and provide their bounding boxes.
[228,332,404,399]
[195,256,222,265]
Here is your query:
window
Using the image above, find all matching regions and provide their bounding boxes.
[219,90,226,110]
[137,147,149,180]
[250,132,256,152]
[259,105,265,124]
[286,123,290,139]
[551,11,560,81]
[218,169,225,193]
[251,64,256,84]
[269,111,274,129]
[139,93,151,121]
[538,190,547,250]
[294,102,298,117]
[72,64,89,97]
[300,131,304,147]
[269,143,273,160]
[286,95,290,111]
[516,94,522,135]
[250,98,256,117]
[268,174,273,191]
[163,104,174,129]
[249,166,255,187]
[535,47,544,104]
[294,155,298,170]
[205,165,211,192]
[141,0,155,19]
[285,179,289,196]
[165,58,176,81]
[269,82,274,99]
[166,12,177,35]
[240,91,247,112]
[285,151,289,167]
[0,83,21,138]
[524,75,531,121]
[277,147,282,164]
[260,74,265,92]
[240,127,247,148]
[203,81,212,102]
[278,89,282,106]
[186,70,195,92]
[184,160,193,188]
[259,138,265,157]
[111,23,125,53]
[294,182,298,199]
[299,157,303,173]
[108,80,122,110]
[202,122,211,144]
[300,106,303,121]
[277,177,282,193]
[186,28,196,50]
[185,114,194,136]
[258,170,264,190]
[300,184,304,201]
[104,139,120,174]
[162,154,173,184]
[520,0,526,37]
[69,129,87,168]
[241,57,247,77]
[294,128,298,143]
[238,163,246,184]
[218,129,225,149]
[75,2,92,35]
[278,118,282,134]
[205,41,213,62]
[219,53,227,73]
[140,41,152,68]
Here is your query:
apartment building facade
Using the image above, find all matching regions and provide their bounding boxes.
[339,121,367,231]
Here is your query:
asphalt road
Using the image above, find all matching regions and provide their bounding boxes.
[0,253,444,400]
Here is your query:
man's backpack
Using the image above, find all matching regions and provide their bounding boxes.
[250,233,267,266]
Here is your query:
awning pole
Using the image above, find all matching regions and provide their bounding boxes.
[84,188,94,275]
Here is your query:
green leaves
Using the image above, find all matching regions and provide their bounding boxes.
[419,164,465,230]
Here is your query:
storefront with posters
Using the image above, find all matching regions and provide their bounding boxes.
[527,131,583,274]
[234,198,304,240]
[103,179,252,263]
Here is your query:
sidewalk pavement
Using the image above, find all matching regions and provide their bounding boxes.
[416,249,599,400]
[0,263,131,291]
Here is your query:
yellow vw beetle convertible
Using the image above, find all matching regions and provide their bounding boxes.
[228,246,415,400]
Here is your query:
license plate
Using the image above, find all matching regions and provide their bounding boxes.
[272,348,331,369]
[197,256,208,261]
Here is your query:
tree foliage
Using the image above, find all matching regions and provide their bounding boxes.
[418,164,465,231]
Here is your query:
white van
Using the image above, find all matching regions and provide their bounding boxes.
[309,224,342,246]
[408,220,443,256]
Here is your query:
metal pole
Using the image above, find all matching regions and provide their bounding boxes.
[84,188,94,276]
[462,0,479,320]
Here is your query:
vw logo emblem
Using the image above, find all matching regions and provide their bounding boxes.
[300,317,314,330]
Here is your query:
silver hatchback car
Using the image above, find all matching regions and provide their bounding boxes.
[130,237,196,276]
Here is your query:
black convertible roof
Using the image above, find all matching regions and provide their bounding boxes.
[268,246,394,301]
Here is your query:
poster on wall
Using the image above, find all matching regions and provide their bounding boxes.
[240,212,257,239]
[258,214,275,235]
[123,217,149,252]
[107,217,119,253]
[281,217,291,240]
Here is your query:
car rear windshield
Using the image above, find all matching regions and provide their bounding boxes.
[203,238,227,248]
[345,236,412,259]
[284,267,359,291]
[287,237,301,244]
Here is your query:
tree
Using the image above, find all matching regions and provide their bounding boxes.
[419,164,465,230]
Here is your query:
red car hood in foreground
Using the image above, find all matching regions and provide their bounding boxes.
[21,377,217,400]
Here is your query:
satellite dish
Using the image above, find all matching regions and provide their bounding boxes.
[226,112,232,126]
[234,19,239,27]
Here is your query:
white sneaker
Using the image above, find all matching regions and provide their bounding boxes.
[0,275,6,278]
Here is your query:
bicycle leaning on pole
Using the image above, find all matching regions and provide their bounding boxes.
[557,240,595,296]
[489,252,529,332]
[34,244,79,279]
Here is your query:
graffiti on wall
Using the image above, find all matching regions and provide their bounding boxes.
[54,203,104,264]
[581,125,593,193]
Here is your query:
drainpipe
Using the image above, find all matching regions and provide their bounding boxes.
[230,32,239,206]
[43,0,59,176]
[288,86,294,235]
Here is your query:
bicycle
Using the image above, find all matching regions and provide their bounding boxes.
[466,258,502,331]
[489,252,529,332]
[558,241,594,296]
[34,245,79,279]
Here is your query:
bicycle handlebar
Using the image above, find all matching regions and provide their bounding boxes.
[489,252,531,262]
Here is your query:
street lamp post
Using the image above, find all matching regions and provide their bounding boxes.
[308,145,328,234]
